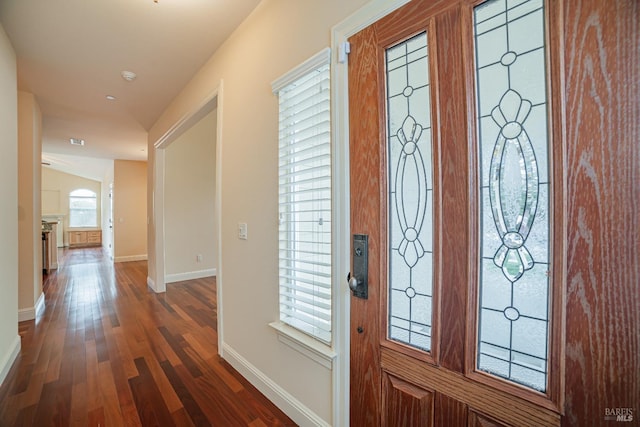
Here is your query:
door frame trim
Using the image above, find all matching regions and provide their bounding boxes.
[331,2,411,425]
[150,81,224,354]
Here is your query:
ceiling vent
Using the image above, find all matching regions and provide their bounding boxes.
[70,138,85,146]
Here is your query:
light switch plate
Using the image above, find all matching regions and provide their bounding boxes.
[238,222,248,240]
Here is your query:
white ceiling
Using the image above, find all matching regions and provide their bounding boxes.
[0,0,261,181]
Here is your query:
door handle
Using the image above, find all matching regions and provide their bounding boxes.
[347,272,361,291]
[348,234,368,299]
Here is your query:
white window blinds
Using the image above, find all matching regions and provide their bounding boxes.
[273,49,332,344]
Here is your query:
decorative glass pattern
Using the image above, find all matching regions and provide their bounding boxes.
[474,0,551,392]
[386,33,434,352]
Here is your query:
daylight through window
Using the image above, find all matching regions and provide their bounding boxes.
[69,189,97,227]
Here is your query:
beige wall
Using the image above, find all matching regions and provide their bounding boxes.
[165,109,217,280]
[147,0,369,423]
[41,167,102,246]
[0,24,20,386]
[17,91,42,318]
[114,160,147,262]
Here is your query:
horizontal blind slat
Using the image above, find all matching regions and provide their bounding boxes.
[279,287,331,304]
[279,256,331,268]
[280,306,332,327]
[279,275,331,292]
[279,266,331,278]
[279,88,330,117]
[279,292,332,311]
[278,66,329,98]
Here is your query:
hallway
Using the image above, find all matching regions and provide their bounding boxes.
[0,248,296,426]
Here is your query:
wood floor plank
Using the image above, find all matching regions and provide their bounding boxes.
[71,324,87,386]
[69,382,88,426]
[194,352,244,394]
[169,303,194,324]
[0,248,297,426]
[128,357,176,427]
[18,371,46,411]
[12,362,34,395]
[160,360,210,427]
[171,407,197,427]
[84,339,102,413]
[43,327,65,383]
[141,350,185,414]
[221,358,298,427]
[107,329,143,425]
[32,379,72,426]
[86,406,105,427]
[98,360,126,426]
[14,403,37,427]
[158,326,203,378]
[174,363,246,426]
[182,332,214,361]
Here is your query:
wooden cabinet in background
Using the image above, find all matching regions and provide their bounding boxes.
[68,231,86,246]
[87,231,101,245]
[68,230,101,247]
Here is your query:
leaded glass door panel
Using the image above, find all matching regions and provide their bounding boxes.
[349,0,567,425]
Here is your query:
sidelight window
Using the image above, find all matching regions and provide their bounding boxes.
[274,49,332,344]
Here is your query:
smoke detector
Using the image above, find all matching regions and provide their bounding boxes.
[121,70,137,82]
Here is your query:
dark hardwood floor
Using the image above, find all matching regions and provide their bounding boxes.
[0,248,297,427]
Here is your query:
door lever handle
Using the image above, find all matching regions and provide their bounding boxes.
[348,234,368,299]
[347,272,360,292]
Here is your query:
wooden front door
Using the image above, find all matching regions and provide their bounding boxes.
[348,0,639,426]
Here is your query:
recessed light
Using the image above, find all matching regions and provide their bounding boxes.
[70,138,85,146]
[106,95,116,100]
[121,70,137,82]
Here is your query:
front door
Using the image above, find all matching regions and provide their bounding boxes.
[348,0,638,425]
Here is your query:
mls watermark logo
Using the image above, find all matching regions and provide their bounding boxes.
[604,407,634,422]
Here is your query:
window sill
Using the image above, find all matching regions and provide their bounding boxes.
[269,321,336,370]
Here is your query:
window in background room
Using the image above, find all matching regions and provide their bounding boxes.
[273,49,332,344]
[69,189,97,227]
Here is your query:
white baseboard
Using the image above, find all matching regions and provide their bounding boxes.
[222,343,330,427]
[18,307,34,322]
[18,292,45,322]
[114,254,148,263]
[165,268,217,284]
[35,292,45,317]
[0,335,21,387]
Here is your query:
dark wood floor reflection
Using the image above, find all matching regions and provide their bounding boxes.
[0,248,296,426]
